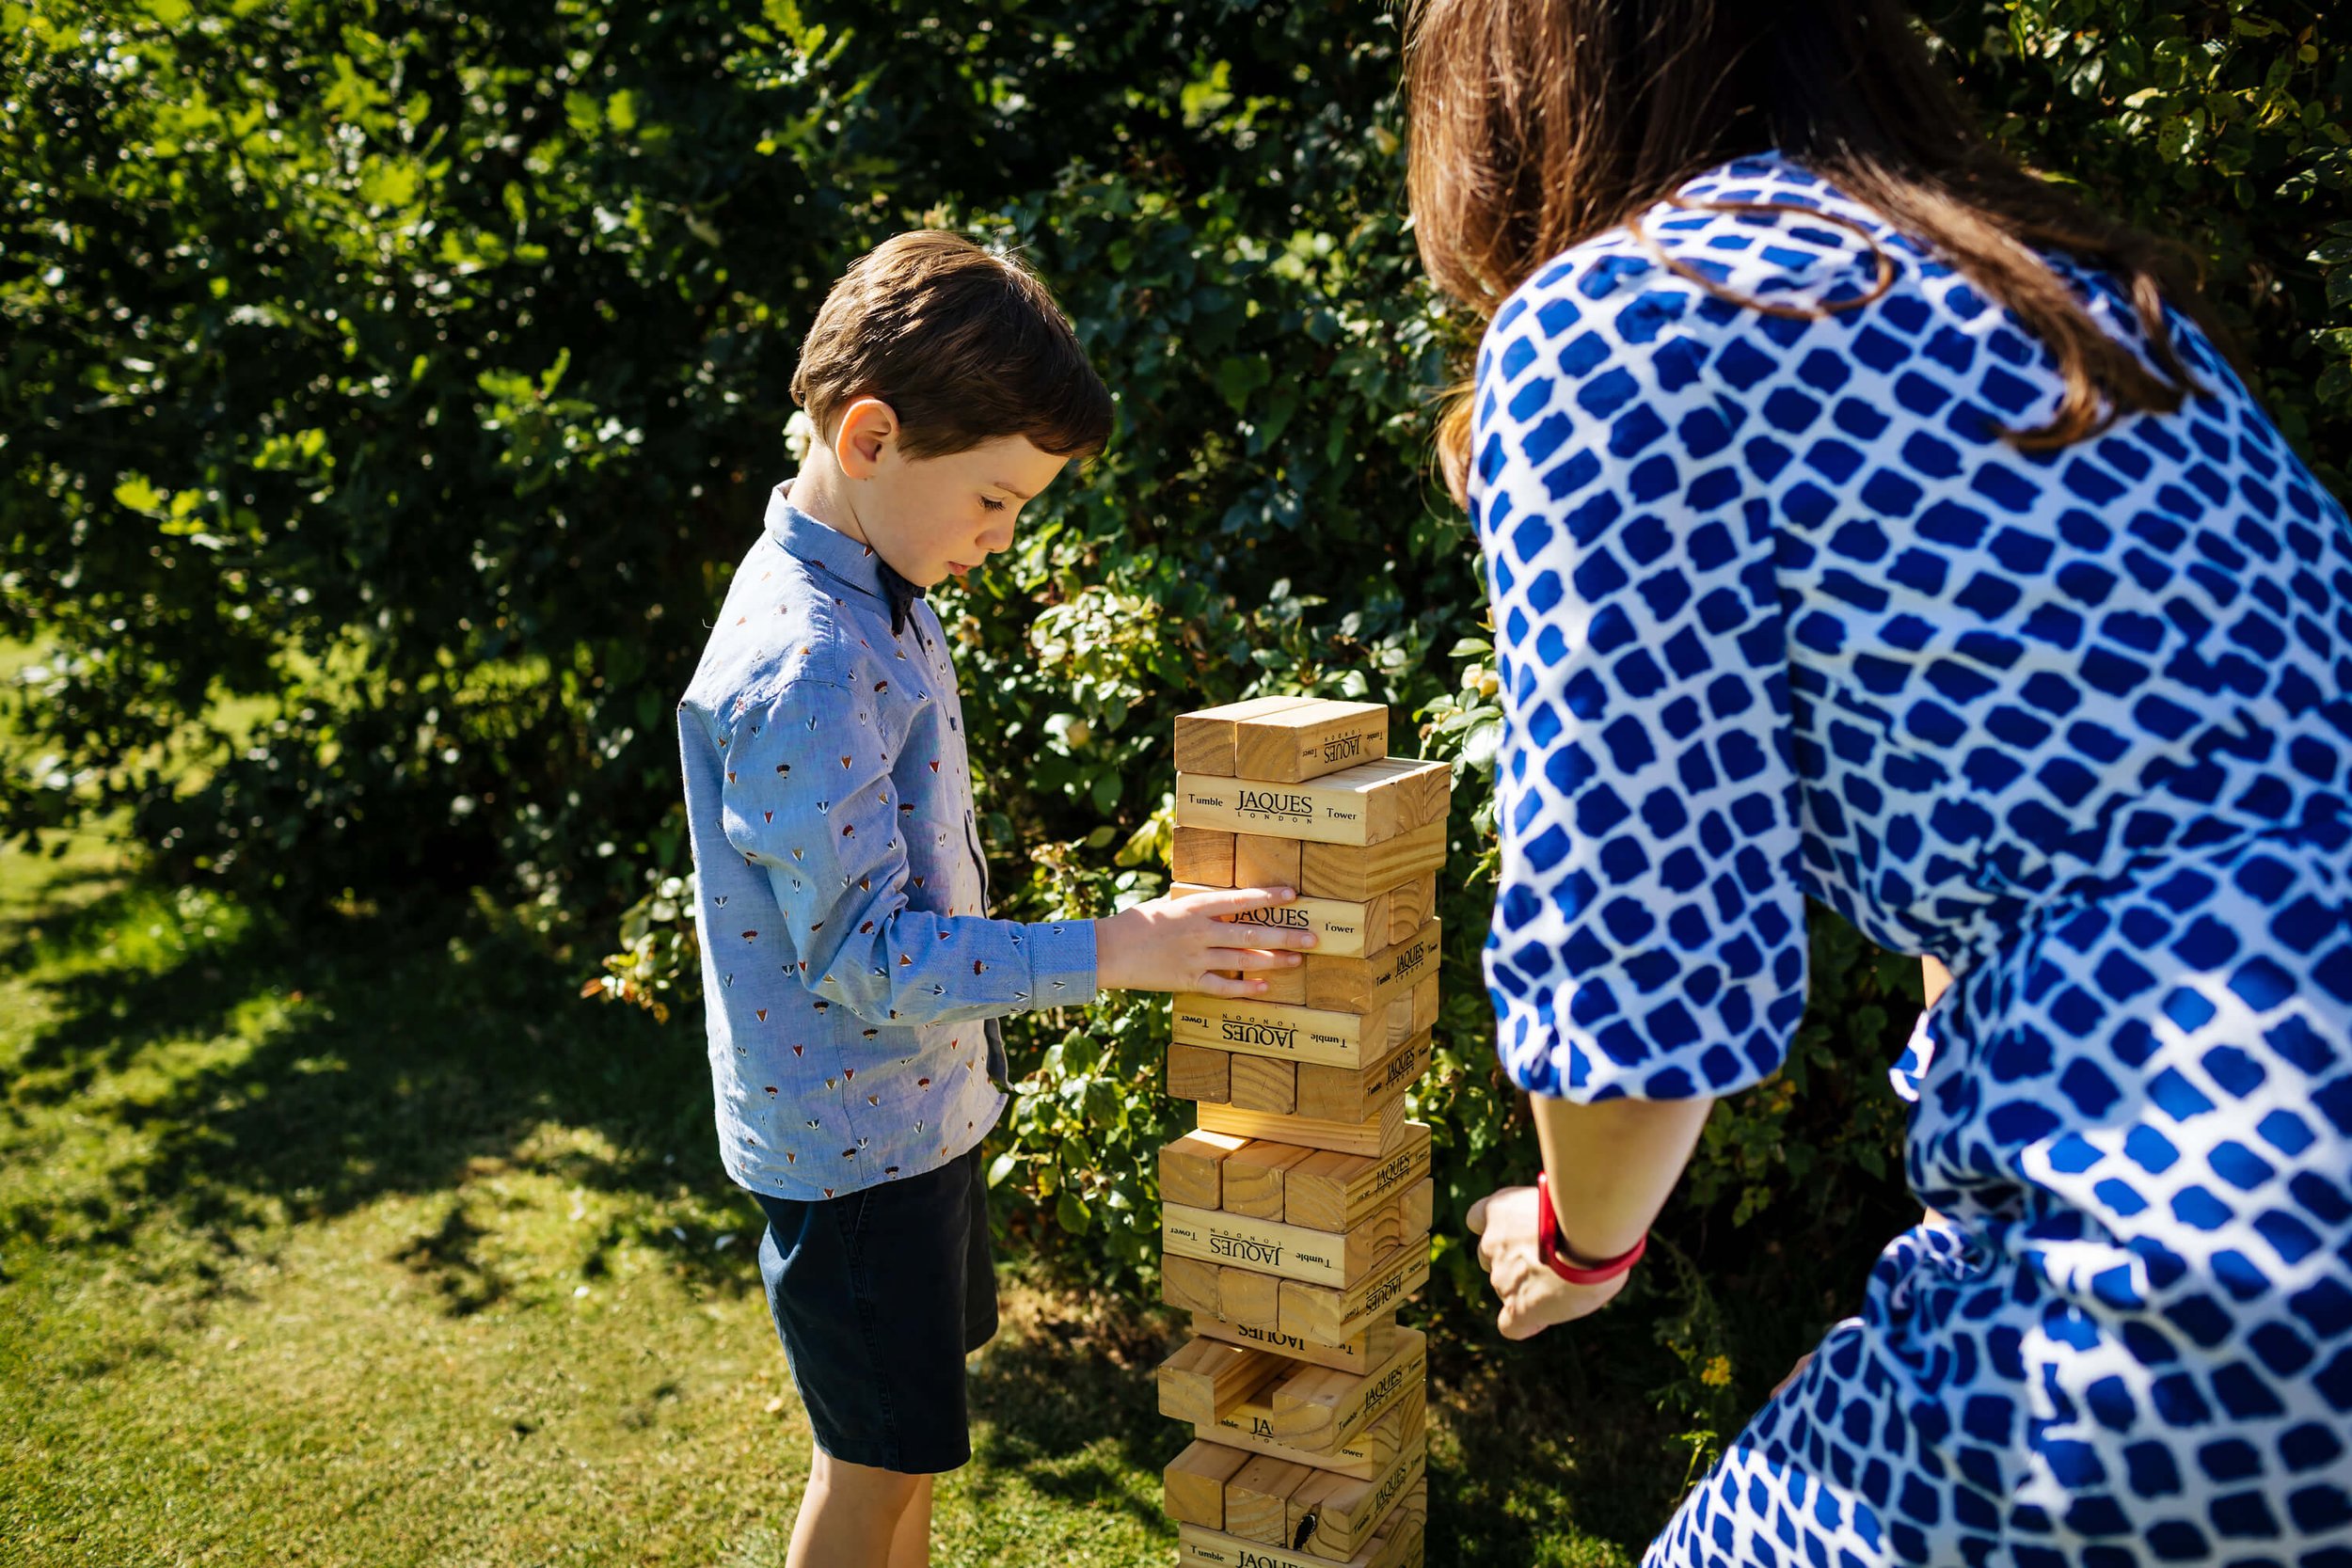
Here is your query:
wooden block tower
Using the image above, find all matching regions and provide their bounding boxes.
[1154,697,1441,1568]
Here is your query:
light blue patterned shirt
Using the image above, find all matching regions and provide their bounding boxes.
[679,486,1100,1200]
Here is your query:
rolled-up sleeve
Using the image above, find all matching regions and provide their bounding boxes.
[1471,255,1808,1102]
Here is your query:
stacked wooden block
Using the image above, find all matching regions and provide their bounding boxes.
[1155,697,1443,1568]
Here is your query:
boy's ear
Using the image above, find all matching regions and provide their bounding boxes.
[834,397,898,480]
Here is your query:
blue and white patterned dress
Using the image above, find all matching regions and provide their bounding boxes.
[1473,151,2352,1565]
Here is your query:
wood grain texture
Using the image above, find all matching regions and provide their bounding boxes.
[1164,1190,1411,1288]
[1290,1438,1426,1562]
[1186,1313,1399,1376]
[1232,832,1304,890]
[1230,699,1389,784]
[1278,1243,1431,1345]
[1171,995,1382,1070]
[1217,1263,1282,1328]
[1172,826,1238,886]
[1193,1379,1425,1483]
[1222,1455,1316,1545]
[1174,759,1451,847]
[1295,1031,1427,1125]
[1382,874,1436,947]
[1175,696,1317,777]
[1195,1096,1407,1159]
[1160,1130,1250,1211]
[1163,1253,1226,1315]
[1168,1041,1232,1104]
[1219,1140,1311,1220]
[1281,1126,1432,1232]
[1297,822,1447,901]
[1157,1336,1291,1426]
[1165,1439,1251,1530]
[1228,1052,1297,1114]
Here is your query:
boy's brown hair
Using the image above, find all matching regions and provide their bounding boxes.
[791,230,1114,461]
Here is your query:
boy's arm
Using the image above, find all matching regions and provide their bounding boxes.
[708,680,1097,1031]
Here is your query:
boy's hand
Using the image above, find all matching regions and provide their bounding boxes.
[1095,886,1316,996]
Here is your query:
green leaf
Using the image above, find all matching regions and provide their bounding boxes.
[1216,355,1271,411]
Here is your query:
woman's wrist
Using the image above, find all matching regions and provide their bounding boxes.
[1536,1170,1647,1283]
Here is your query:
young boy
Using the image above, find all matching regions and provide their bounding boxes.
[676,231,1311,1568]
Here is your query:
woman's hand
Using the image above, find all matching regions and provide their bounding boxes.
[1093,885,1317,995]
[1466,1185,1631,1340]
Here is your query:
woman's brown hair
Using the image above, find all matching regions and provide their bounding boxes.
[1405,0,2225,501]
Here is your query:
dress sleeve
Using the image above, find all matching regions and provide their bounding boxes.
[1471,253,1808,1101]
[709,681,1098,1032]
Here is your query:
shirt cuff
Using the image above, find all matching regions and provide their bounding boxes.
[1025,916,1099,1010]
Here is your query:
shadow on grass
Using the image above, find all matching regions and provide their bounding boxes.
[0,864,764,1303]
[964,1303,1175,1535]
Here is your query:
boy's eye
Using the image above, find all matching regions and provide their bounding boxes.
[979,497,1007,513]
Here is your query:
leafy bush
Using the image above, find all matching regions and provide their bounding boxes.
[8,0,2346,1462]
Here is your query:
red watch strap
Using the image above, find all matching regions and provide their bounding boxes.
[1536,1170,1647,1284]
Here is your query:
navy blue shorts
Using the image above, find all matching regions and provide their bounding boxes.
[748,1143,997,1474]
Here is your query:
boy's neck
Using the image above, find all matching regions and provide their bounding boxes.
[785,463,865,547]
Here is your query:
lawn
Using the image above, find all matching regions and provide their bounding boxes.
[0,819,1664,1566]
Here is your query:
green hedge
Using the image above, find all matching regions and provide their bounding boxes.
[7,0,2345,1458]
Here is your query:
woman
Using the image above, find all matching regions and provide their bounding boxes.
[1406,1,2352,1561]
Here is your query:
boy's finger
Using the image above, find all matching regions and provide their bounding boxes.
[1212,925,1319,951]
[1211,946,1307,973]
[1189,972,1267,999]
[1465,1194,1490,1235]
[1179,884,1298,917]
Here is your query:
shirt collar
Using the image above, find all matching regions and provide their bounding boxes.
[764,484,891,600]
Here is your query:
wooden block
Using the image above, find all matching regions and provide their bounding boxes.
[1291,1440,1426,1564]
[1168,1042,1232,1104]
[1166,1439,1251,1530]
[1246,964,1303,1007]
[1283,1126,1432,1232]
[1189,1313,1399,1377]
[1255,919,1439,1013]
[1177,1511,1420,1568]
[1268,1328,1425,1454]
[1233,832,1305,890]
[1219,1141,1311,1219]
[1231,700,1390,785]
[1219,1264,1282,1328]
[1223,1455,1317,1544]
[1175,759,1451,847]
[1164,1193,1408,1288]
[1173,994,1416,1071]
[1177,881,1390,959]
[1176,696,1319,777]
[1299,822,1446,901]
[1279,1242,1431,1345]
[1196,1378,1425,1481]
[1162,1130,1249,1211]
[1409,972,1438,1035]
[1301,919,1440,1012]
[1158,1336,1292,1426]
[1400,1178,1433,1242]
[1173,827,1238,886]
[1383,874,1436,948]
[1164,1254,1226,1315]
[1197,1097,1407,1159]
[1229,1052,1297,1114]
[1296,1031,1428,1125]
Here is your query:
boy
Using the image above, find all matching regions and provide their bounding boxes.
[676,231,1311,1568]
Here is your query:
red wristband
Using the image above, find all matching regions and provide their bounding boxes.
[1536,1171,1647,1284]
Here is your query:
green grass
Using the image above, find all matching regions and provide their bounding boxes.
[0,827,1688,1565]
